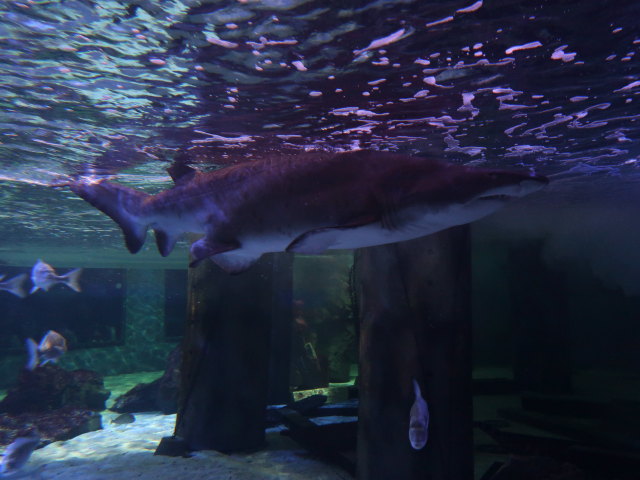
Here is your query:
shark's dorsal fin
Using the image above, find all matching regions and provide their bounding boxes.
[167,163,198,186]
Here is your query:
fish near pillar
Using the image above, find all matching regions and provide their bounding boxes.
[355,226,473,480]
[174,252,292,453]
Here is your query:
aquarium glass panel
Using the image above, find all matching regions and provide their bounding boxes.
[0,267,124,353]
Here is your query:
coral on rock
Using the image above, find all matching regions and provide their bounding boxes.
[0,405,103,447]
[0,364,109,414]
[0,364,108,447]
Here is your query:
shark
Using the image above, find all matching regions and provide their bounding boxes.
[69,150,547,274]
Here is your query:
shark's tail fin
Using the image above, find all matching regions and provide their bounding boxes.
[4,273,28,298]
[61,268,82,293]
[70,181,149,253]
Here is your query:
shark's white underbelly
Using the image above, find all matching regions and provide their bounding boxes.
[153,198,504,273]
[235,200,503,255]
[327,202,492,249]
[333,200,504,249]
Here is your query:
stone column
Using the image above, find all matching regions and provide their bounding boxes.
[174,253,290,452]
[355,227,473,480]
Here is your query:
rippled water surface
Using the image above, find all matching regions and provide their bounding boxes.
[0,0,639,259]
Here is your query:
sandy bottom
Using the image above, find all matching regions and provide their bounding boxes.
[0,371,354,479]
[9,371,352,479]
[22,411,350,480]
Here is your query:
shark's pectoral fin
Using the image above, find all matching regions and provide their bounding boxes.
[189,236,240,267]
[154,229,179,257]
[286,228,340,254]
[211,252,262,274]
[287,216,378,254]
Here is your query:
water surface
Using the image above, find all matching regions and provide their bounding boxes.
[0,0,638,265]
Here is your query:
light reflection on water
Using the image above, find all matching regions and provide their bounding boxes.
[0,0,638,250]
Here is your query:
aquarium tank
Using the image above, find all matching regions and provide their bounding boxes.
[0,1,639,479]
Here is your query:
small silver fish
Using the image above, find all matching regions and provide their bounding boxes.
[25,330,68,370]
[409,378,429,450]
[0,431,40,475]
[30,260,82,294]
[0,274,28,299]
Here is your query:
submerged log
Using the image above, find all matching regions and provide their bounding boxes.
[355,227,473,480]
[174,253,292,453]
[498,407,639,451]
[279,407,357,476]
[477,420,640,479]
[520,392,604,418]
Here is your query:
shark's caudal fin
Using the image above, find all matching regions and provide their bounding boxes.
[61,268,82,292]
[69,181,149,253]
[4,274,28,299]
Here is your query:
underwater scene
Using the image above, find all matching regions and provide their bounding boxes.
[0,0,639,479]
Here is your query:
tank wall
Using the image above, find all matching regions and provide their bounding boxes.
[472,237,640,373]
